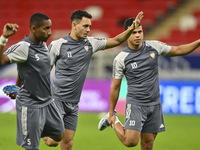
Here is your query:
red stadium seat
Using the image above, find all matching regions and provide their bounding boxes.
[185,30,199,43]
[0,0,182,44]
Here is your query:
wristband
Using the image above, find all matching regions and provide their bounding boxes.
[0,35,8,46]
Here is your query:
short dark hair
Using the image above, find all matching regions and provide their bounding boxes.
[30,13,50,28]
[124,18,142,30]
[70,10,92,25]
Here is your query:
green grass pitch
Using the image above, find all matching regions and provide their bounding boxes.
[0,112,199,150]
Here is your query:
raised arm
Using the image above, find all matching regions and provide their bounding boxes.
[166,39,200,57]
[0,23,18,67]
[105,11,143,49]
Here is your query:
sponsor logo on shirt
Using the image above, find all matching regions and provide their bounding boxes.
[150,52,155,59]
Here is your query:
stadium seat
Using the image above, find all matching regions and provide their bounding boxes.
[185,30,199,43]
[0,0,182,44]
[193,10,200,24]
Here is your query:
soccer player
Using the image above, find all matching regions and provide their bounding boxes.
[44,10,143,150]
[98,17,200,150]
[0,13,64,150]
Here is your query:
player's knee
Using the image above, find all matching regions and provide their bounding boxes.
[62,140,73,150]
[124,141,138,147]
[123,139,139,147]
[47,141,59,147]
[141,139,154,150]
[43,137,59,147]
[142,143,154,150]
[66,139,73,147]
[146,143,154,150]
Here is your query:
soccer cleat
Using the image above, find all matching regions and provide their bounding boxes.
[98,110,117,131]
[3,85,20,96]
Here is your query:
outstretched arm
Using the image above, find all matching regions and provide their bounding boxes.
[108,78,122,127]
[166,39,200,57]
[105,11,143,49]
[0,23,18,67]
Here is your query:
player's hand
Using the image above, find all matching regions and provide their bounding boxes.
[131,11,144,30]
[5,93,16,99]
[2,23,19,38]
[108,113,116,128]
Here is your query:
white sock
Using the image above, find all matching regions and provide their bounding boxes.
[115,116,120,124]
[112,116,124,128]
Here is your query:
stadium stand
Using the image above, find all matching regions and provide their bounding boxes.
[0,0,181,46]
[1,0,200,79]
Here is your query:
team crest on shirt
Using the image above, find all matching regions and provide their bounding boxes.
[150,52,155,59]
[84,45,89,51]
